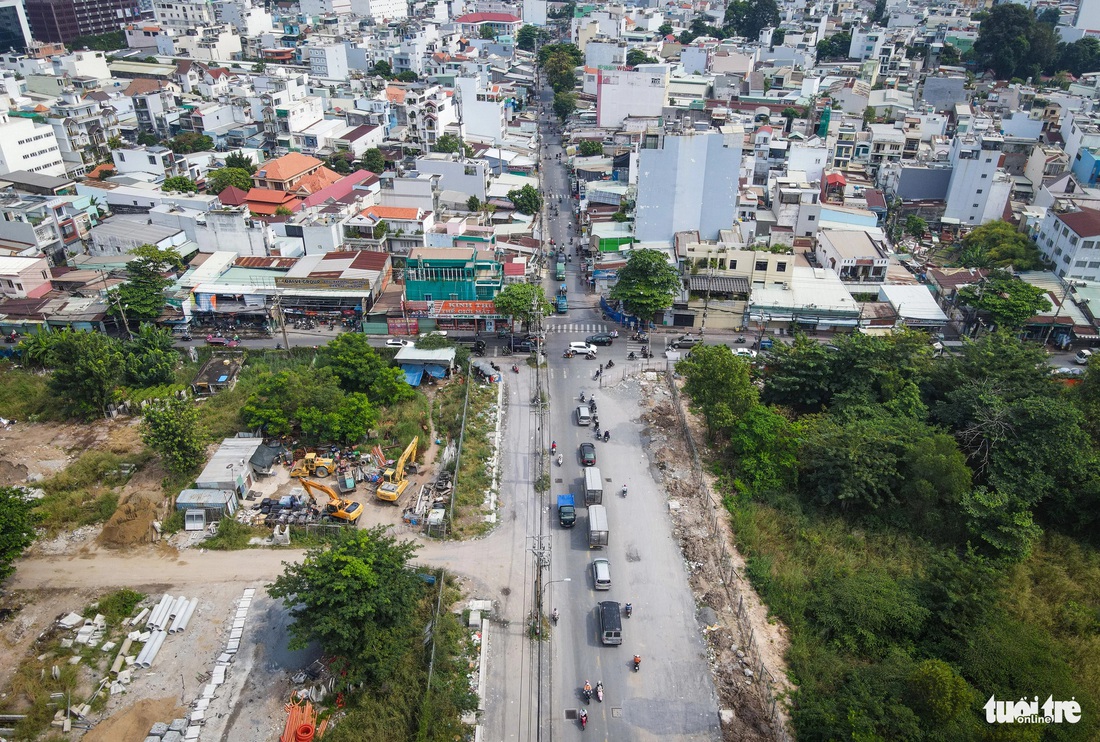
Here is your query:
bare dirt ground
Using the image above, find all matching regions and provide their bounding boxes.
[81,697,186,742]
[639,377,792,742]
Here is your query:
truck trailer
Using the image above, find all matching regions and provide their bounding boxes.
[588,504,609,548]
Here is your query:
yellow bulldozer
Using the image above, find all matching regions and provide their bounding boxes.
[298,478,363,524]
[289,452,335,478]
[376,437,418,503]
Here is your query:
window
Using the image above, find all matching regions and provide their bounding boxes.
[776,262,787,272]
[807,215,816,221]
[973,203,979,208]
[148,155,156,164]
[1071,235,1079,245]
[118,152,124,161]
[755,260,767,271]
[1076,260,1088,267]
[976,189,983,194]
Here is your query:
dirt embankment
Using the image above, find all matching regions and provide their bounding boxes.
[641,380,792,742]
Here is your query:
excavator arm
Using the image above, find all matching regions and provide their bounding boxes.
[298,478,362,524]
[377,436,418,503]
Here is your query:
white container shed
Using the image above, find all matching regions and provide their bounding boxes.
[175,489,239,531]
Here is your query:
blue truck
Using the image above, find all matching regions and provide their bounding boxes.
[556,295,568,313]
[556,494,576,528]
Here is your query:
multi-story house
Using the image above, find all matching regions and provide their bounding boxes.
[111,145,182,180]
[1034,207,1100,281]
[0,110,65,177]
[403,84,460,152]
[943,132,1010,227]
[152,0,216,31]
[46,91,121,177]
[0,191,93,265]
[404,247,503,302]
[0,256,52,298]
[125,79,180,140]
[815,228,889,285]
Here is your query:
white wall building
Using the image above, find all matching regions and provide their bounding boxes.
[455,76,506,143]
[214,0,273,35]
[301,0,351,15]
[584,40,626,68]
[152,0,216,30]
[1035,207,1100,280]
[522,0,546,26]
[0,110,65,177]
[943,133,1009,227]
[635,126,743,244]
[349,0,407,21]
[309,44,349,81]
[596,64,669,129]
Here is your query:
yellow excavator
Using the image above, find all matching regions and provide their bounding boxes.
[298,478,363,524]
[289,452,335,478]
[376,437,418,503]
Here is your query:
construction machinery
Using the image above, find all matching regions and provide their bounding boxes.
[298,478,363,524]
[289,452,335,478]
[377,437,418,503]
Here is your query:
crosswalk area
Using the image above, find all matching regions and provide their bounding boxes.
[543,323,612,334]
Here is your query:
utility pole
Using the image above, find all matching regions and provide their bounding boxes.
[529,533,552,742]
[271,294,290,349]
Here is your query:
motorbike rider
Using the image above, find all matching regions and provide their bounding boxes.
[551,441,557,453]
[556,453,563,466]
[552,607,559,622]
[634,654,642,669]
[583,680,592,699]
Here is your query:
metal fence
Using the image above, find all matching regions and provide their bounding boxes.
[665,374,793,742]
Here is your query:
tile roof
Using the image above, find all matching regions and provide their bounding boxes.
[361,205,420,220]
[256,153,323,182]
[1059,208,1100,238]
[246,188,295,204]
[123,78,170,96]
[300,170,376,208]
[218,186,249,206]
[292,167,342,196]
[385,86,407,104]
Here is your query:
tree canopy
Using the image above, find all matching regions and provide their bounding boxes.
[141,397,204,475]
[205,167,253,195]
[816,32,851,60]
[361,148,386,173]
[539,43,582,94]
[109,244,183,324]
[493,283,553,329]
[516,25,543,51]
[224,152,256,173]
[267,528,426,688]
[167,132,214,154]
[954,220,1048,271]
[507,184,543,215]
[162,176,197,193]
[723,0,780,40]
[973,3,1057,80]
[577,140,603,156]
[957,270,1052,330]
[608,248,681,320]
[552,91,576,121]
[0,487,37,581]
[626,49,657,66]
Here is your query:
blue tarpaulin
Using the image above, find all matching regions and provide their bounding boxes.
[424,364,447,378]
[401,365,425,386]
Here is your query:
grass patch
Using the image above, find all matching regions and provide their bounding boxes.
[450,382,498,537]
[160,509,185,535]
[84,589,145,626]
[0,364,56,421]
[34,451,142,534]
[202,518,266,550]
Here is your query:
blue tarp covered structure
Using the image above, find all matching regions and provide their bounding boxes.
[402,365,425,386]
[424,364,447,378]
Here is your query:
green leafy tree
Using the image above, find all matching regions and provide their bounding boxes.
[162,176,197,193]
[48,331,125,419]
[871,0,887,23]
[507,184,543,215]
[17,331,57,369]
[224,152,256,173]
[537,42,583,68]
[905,215,928,237]
[816,31,851,60]
[107,136,123,150]
[539,43,582,93]
[724,0,780,39]
[274,205,294,216]
[676,345,758,437]
[433,133,465,154]
[371,60,392,77]
[806,566,929,656]
[939,43,961,66]
[110,244,183,324]
[727,404,799,498]
[123,324,177,387]
[493,283,553,330]
[136,131,160,147]
[361,148,386,173]
[479,24,497,40]
[317,333,415,405]
[609,248,680,320]
[957,270,1052,330]
[771,28,785,46]
[517,25,540,51]
[657,23,673,36]
[781,106,800,122]
[626,49,657,66]
[267,528,425,688]
[205,167,253,195]
[907,659,975,725]
[466,195,480,211]
[301,392,377,445]
[141,397,204,475]
[167,132,214,154]
[552,91,576,121]
[395,70,418,82]
[957,220,1047,270]
[973,3,1056,80]
[69,30,125,51]
[577,140,602,156]
[0,486,37,580]
[1057,37,1100,76]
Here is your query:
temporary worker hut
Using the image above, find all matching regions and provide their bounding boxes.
[175,489,239,531]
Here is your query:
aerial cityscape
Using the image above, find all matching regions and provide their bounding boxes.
[0,0,1094,739]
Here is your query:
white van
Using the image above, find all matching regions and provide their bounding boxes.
[1075,349,1093,365]
[575,406,592,426]
[569,342,597,355]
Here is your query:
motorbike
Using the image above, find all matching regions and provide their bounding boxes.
[563,350,576,358]
[633,655,641,672]
[583,682,592,704]
[622,485,627,497]
[628,351,637,360]
[735,335,747,343]
[603,431,610,442]
[596,682,604,703]
[556,453,563,467]
[588,399,596,412]
[512,364,520,373]
[580,392,586,403]
[551,607,559,623]
[625,603,633,617]
[606,360,614,369]
[579,709,588,730]
[585,352,597,360]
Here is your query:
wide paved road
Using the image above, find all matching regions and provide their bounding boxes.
[532,85,722,740]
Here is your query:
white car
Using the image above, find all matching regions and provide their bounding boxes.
[569,341,597,355]
[386,338,412,347]
[733,348,758,358]
[1074,349,1093,365]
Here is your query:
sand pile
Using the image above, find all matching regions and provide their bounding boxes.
[98,499,159,548]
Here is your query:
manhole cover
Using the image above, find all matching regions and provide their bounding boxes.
[565,708,578,720]
[612,708,623,717]
[605,477,612,482]
[555,478,563,483]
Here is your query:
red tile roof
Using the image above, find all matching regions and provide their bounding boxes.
[1059,208,1100,238]
[218,186,249,206]
[256,153,323,182]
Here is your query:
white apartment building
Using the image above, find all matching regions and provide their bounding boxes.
[943,133,1010,227]
[155,25,242,61]
[350,0,407,20]
[634,126,743,244]
[152,0,216,31]
[0,110,65,177]
[595,64,669,129]
[404,85,460,151]
[214,0,273,35]
[309,44,349,81]
[1035,207,1100,280]
[455,76,507,143]
[300,0,352,16]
